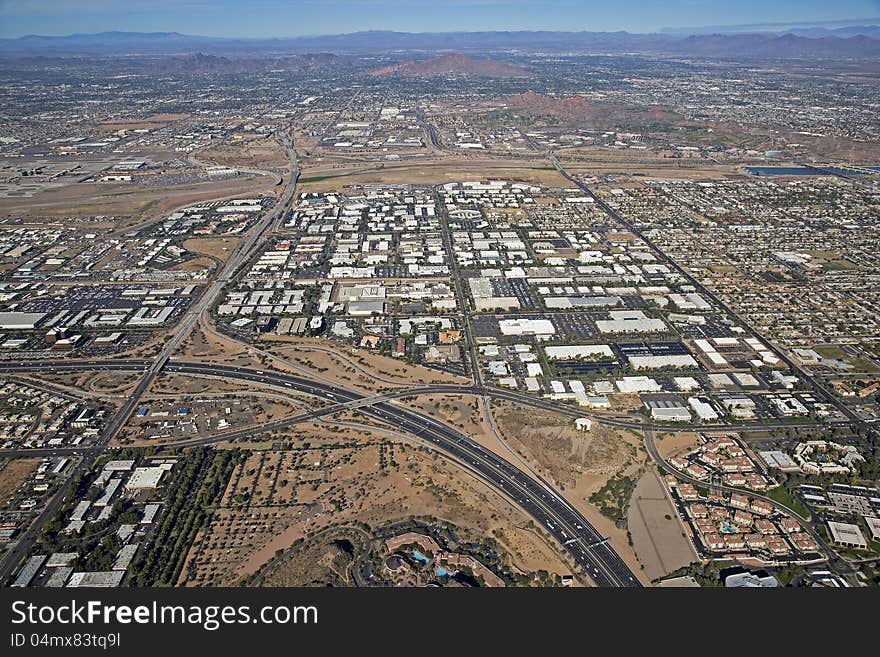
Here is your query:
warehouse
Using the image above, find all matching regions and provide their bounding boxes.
[688,397,719,421]
[126,466,166,490]
[499,318,555,337]
[0,311,46,330]
[650,404,692,422]
[596,310,666,334]
[544,344,614,360]
[628,354,698,370]
[347,301,385,316]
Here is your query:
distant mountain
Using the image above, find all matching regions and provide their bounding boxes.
[368,53,527,78]
[2,31,225,53]
[662,21,880,39]
[666,33,880,58]
[505,91,593,117]
[142,52,348,75]
[1,29,878,60]
[788,25,880,39]
[504,91,681,130]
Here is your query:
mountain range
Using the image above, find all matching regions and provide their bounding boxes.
[368,53,527,78]
[1,29,879,60]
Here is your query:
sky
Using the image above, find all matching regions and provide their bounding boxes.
[0,0,878,39]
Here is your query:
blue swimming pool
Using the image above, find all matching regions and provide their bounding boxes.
[412,551,429,564]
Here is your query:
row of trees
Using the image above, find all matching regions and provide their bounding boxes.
[131,448,244,586]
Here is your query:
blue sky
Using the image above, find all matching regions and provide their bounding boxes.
[0,0,877,38]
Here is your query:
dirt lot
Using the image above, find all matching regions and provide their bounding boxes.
[258,335,469,391]
[167,256,215,272]
[182,237,239,264]
[146,372,257,398]
[654,431,701,460]
[562,157,743,181]
[0,458,40,506]
[200,136,289,171]
[179,429,574,586]
[96,113,190,132]
[627,469,698,582]
[487,401,649,583]
[174,324,260,369]
[0,174,276,228]
[298,157,569,191]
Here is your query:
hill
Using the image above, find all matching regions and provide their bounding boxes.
[368,53,527,78]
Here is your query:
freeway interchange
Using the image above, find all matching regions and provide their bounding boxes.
[0,357,640,587]
[0,150,853,589]
[0,352,849,587]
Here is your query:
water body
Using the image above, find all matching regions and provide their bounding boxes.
[746,167,822,176]
[412,551,429,564]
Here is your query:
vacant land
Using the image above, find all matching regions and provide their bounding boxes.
[298,158,568,190]
[180,429,574,586]
[260,335,469,390]
[0,458,40,506]
[96,113,190,132]
[200,136,289,171]
[627,470,698,582]
[174,323,260,369]
[654,431,701,460]
[489,401,649,582]
[182,237,239,264]
[0,174,276,228]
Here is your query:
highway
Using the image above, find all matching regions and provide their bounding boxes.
[164,362,641,587]
[0,137,301,585]
[0,359,834,437]
[0,350,852,585]
[0,357,641,586]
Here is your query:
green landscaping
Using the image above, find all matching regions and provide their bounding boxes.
[765,486,809,520]
[590,473,638,524]
[131,448,244,586]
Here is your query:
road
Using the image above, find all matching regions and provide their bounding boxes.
[163,362,641,587]
[546,150,861,428]
[8,144,853,587]
[0,357,641,586]
[0,138,301,585]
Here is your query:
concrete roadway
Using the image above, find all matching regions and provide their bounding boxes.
[0,358,640,587]
[162,362,640,587]
[0,354,855,584]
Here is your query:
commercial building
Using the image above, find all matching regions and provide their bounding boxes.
[827,521,868,550]
[596,310,667,334]
[498,318,555,337]
[126,466,166,490]
[0,311,46,330]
